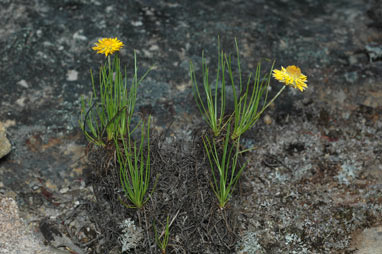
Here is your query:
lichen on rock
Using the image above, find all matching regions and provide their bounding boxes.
[0,122,11,159]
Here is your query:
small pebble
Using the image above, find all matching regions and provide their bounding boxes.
[66,70,78,81]
[16,80,29,88]
[263,114,272,125]
[60,187,69,194]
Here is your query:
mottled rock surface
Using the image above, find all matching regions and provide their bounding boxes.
[0,0,381,253]
[0,194,68,254]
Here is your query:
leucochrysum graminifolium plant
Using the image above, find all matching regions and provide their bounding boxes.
[193,38,309,208]
[80,37,151,146]
[115,116,153,209]
[203,124,246,209]
[190,38,308,141]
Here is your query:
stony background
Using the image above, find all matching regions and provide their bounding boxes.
[0,0,381,253]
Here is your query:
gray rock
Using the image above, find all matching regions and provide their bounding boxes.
[351,226,382,254]
[39,219,85,254]
[0,194,69,254]
[0,122,11,159]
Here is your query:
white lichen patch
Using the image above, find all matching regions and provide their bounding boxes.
[336,163,360,185]
[118,218,143,252]
[236,232,265,254]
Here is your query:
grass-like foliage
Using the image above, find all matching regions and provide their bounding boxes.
[154,215,171,254]
[115,116,152,209]
[80,52,151,146]
[190,40,228,137]
[203,124,246,209]
[228,40,275,140]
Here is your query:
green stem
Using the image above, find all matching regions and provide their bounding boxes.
[256,85,286,118]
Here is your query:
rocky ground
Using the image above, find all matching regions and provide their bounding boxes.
[1,0,382,253]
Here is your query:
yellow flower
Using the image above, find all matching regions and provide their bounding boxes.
[272,65,308,92]
[92,37,124,56]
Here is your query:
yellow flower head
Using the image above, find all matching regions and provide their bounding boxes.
[92,37,124,56]
[272,65,308,92]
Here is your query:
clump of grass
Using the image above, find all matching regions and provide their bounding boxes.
[154,215,171,254]
[202,124,246,209]
[227,39,274,140]
[190,39,228,137]
[115,116,153,209]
